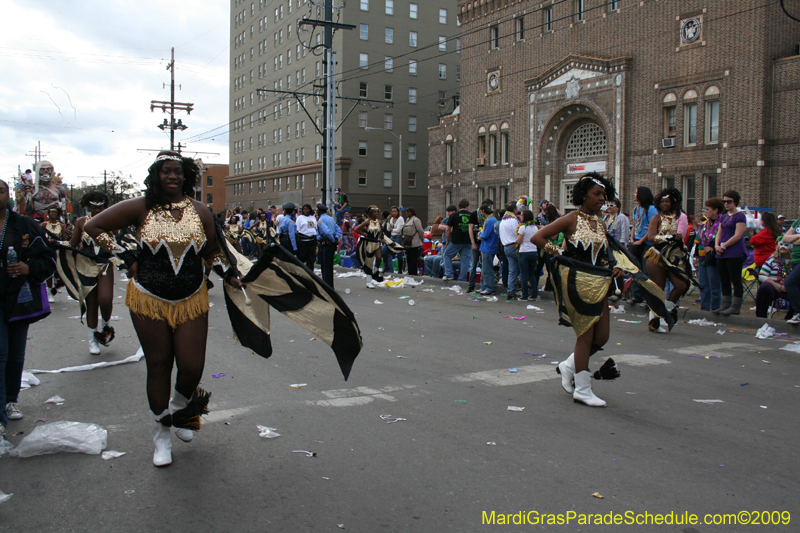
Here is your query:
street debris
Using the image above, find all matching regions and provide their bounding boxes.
[29,347,144,374]
[286,383,307,389]
[212,373,226,378]
[716,329,726,335]
[526,305,543,311]
[755,323,776,339]
[609,306,626,314]
[373,300,383,304]
[486,296,498,302]
[408,300,415,306]
[101,451,126,460]
[380,414,406,423]
[503,316,526,320]
[292,449,316,457]
[688,318,720,327]
[507,406,525,412]
[455,400,467,405]
[20,372,40,390]
[780,341,800,353]
[760,406,768,409]
[0,491,12,505]
[693,399,724,404]
[344,288,351,294]
[592,492,604,499]
[487,442,497,446]
[617,319,641,324]
[45,395,65,405]
[10,421,107,457]
[484,342,493,345]
[509,368,518,373]
[258,426,281,439]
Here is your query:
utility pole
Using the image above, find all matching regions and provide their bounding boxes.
[151,48,193,151]
[25,141,48,167]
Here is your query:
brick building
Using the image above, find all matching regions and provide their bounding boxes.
[196,161,230,215]
[226,0,461,222]
[428,0,800,220]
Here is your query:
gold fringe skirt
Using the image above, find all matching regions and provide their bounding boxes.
[125,280,209,329]
[643,246,664,268]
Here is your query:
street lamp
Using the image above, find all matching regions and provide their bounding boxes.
[364,127,402,209]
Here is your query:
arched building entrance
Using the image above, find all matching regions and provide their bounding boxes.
[526,55,630,211]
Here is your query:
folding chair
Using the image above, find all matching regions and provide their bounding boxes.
[742,264,759,303]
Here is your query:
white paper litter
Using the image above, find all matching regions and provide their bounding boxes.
[688,318,719,327]
[507,406,525,412]
[337,271,367,278]
[0,491,12,505]
[20,372,40,391]
[30,347,144,374]
[609,306,626,314]
[102,451,126,460]
[760,405,768,409]
[288,383,307,388]
[486,296,498,302]
[755,323,776,339]
[716,329,726,335]
[780,341,800,353]
[380,414,406,423]
[617,319,641,324]
[373,299,383,305]
[344,288,351,294]
[408,300,415,306]
[45,395,65,405]
[526,305,543,311]
[258,426,281,439]
[693,399,724,404]
[486,442,497,446]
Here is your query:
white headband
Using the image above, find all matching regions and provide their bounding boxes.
[156,155,182,162]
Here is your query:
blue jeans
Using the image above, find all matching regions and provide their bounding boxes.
[498,244,508,288]
[0,307,30,427]
[335,207,350,225]
[503,244,519,294]
[518,251,540,299]
[480,252,496,292]
[349,251,362,269]
[467,248,481,288]
[443,243,471,280]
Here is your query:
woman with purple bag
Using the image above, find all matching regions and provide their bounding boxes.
[0,179,56,438]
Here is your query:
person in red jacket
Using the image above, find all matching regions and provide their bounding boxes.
[751,212,782,268]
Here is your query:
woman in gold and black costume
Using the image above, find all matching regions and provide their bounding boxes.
[85,151,243,467]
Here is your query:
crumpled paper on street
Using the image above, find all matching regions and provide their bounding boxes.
[10,421,107,457]
[688,318,720,327]
[336,271,366,278]
[780,341,800,353]
[755,323,776,340]
[30,347,144,374]
[609,306,626,314]
[20,372,40,391]
[373,276,424,289]
[258,426,281,439]
[0,490,11,505]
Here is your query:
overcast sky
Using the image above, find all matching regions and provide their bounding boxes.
[0,0,230,190]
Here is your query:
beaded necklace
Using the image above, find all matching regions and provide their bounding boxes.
[699,218,720,248]
[0,209,8,252]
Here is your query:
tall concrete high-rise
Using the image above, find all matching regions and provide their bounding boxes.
[227,0,461,223]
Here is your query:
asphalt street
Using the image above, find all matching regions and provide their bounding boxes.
[1,270,798,533]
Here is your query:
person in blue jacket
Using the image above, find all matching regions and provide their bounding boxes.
[316,203,341,287]
[477,204,499,295]
[277,202,297,254]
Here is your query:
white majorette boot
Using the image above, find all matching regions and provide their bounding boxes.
[150,409,173,466]
[573,371,607,407]
[556,353,576,394]
[88,327,101,355]
[169,389,194,443]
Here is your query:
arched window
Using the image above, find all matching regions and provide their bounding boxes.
[445,134,454,172]
[500,122,510,165]
[663,93,677,138]
[705,86,720,144]
[477,126,487,164]
[565,123,607,160]
[488,124,499,165]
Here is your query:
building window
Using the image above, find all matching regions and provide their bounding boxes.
[409,31,417,47]
[360,0,368,11]
[207,175,213,186]
[383,171,392,187]
[207,193,213,203]
[358,83,368,99]
[384,57,393,71]
[360,24,368,40]
[409,88,417,103]
[359,170,367,186]
[574,0,585,22]
[703,174,718,202]
[446,140,453,172]
[359,141,368,156]
[408,116,417,132]
[500,124,510,165]
[409,3,418,19]
[409,59,417,75]
[478,127,487,160]
[609,0,619,10]
[544,6,554,31]
[515,17,524,41]
[488,131,498,165]
[456,65,461,81]
[438,64,446,79]
[359,53,368,69]
[408,172,417,188]
[385,0,393,15]
[565,123,608,159]
[439,36,446,51]
[706,101,720,144]
[684,103,698,146]
[385,85,393,100]
[384,142,393,158]
[384,113,393,129]
[439,8,447,24]
[490,26,499,49]
[408,144,417,160]
[385,27,394,44]
[683,176,696,215]
[359,112,368,128]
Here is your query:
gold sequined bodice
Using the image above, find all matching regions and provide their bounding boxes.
[138,197,207,274]
[565,211,608,266]
[653,214,677,244]
[44,221,63,236]
[81,214,94,246]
